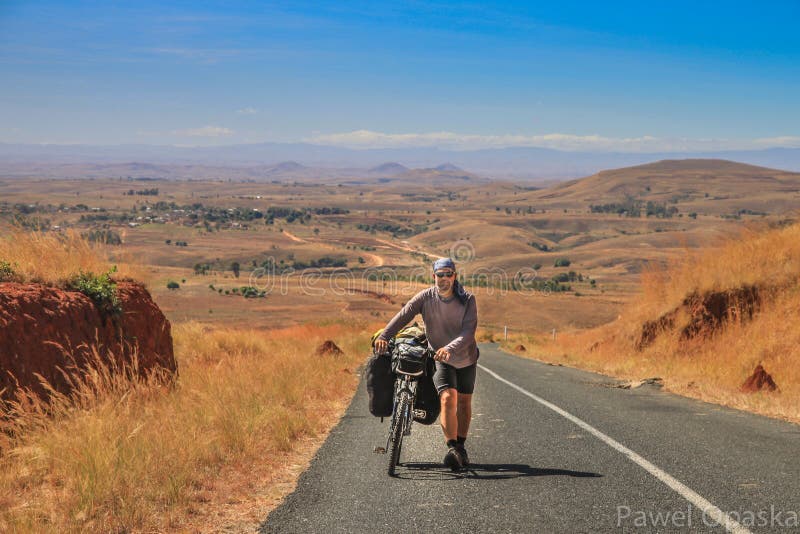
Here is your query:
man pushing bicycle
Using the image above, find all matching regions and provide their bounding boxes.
[373,257,479,470]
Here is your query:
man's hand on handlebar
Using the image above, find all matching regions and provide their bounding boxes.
[374,338,389,354]
[433,347,451,362]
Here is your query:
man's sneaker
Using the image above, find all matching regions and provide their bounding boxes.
[457,444,470,467]
[443,446,464,471]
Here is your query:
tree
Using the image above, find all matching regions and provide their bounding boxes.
[231,261,240,278]
[166,281,180,290]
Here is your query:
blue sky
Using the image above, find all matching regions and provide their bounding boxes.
[1,1,799,151]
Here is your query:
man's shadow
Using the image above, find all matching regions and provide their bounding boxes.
[396,462,603,481]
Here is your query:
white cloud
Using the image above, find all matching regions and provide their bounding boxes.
[753,136,800,148]
[236,107,258,115]
[306,129,798,153]
[172,126,234,137]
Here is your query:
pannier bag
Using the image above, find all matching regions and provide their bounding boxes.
[365,351,393,417]
[413,358,440,425]
[392,342,427,376]
[366,322,429,418]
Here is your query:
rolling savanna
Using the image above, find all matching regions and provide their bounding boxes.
[2,1,799,533]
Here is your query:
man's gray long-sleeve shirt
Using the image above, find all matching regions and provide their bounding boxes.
[378,286,479,369]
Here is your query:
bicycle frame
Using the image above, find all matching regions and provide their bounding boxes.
[383,345,433,476]
[386,374,417,451]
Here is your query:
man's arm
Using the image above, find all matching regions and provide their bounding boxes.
[443,296,478,354]
[378,290,427,342]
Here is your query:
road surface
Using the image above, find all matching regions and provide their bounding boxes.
[261,344,800,533]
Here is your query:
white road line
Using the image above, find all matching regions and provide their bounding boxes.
[478,363,752,534]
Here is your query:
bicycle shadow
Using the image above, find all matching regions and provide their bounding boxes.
[395,462,603,481]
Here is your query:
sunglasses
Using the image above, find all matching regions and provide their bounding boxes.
[434,271,455,278]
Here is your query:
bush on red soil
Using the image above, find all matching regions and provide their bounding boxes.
[740,364,778,393]
[316,340,343,356]
[635,311,676,351]
[0,281,175,401]
[680,285,761,341]
[636,285,763,350]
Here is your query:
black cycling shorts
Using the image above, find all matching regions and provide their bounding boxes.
[433,362,477,395]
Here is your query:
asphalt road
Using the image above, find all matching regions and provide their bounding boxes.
[260,344,800,533]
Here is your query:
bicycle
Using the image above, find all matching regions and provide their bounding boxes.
[375,340,431,477]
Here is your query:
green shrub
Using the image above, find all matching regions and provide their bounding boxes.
[69,266,121,315]
[0,260,19,282]
[552,272,570,283]
[83,229,122,245]
[554,258,571,267]
[167,281,180,290]
[239,286,266,298]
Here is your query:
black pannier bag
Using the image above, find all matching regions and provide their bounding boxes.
[365,351,393,417]
[392,338,440,425]
[391,341,427,376]
[366,322,439,422]
[413,358,440,425]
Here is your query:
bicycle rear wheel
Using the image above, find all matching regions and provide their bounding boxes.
[388,390,409,476]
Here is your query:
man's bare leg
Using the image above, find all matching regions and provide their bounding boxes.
[456,393,472,438]
[439,388,458,441]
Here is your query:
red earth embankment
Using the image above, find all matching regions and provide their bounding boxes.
[0,281,175,401]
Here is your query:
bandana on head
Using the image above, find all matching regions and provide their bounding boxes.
[432,257,456,272]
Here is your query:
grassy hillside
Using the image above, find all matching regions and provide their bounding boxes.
[0,321,372,532]
[507,221,800,422]
[523,159,800,215]
[0,230,376,532]
[0,228,142,286]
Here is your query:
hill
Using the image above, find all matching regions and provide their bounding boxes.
[368,162,409,175]
[378,167,490,187]
[517,221,800,423]
[266,161,306,174]
[523,158,800,215]
[432,163,463,172]
[4,142,800,179]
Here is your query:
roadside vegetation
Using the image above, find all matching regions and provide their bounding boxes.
[0,321,371,532]
[0,228,141,287]
[501,221,800,423]
[0,229,374,531]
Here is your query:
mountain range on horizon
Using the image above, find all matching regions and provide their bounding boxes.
[2,141,800,181]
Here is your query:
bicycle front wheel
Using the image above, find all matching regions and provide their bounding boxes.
[388,390,410,477]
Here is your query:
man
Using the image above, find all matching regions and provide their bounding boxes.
[373,257,479,470]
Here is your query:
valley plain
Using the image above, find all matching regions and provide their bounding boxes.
[1,158,796,335]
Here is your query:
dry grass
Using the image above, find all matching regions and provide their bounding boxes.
[0,228,144,286]
[0,321,372,532]
[503,222,800,423]
[635,223,800,320]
